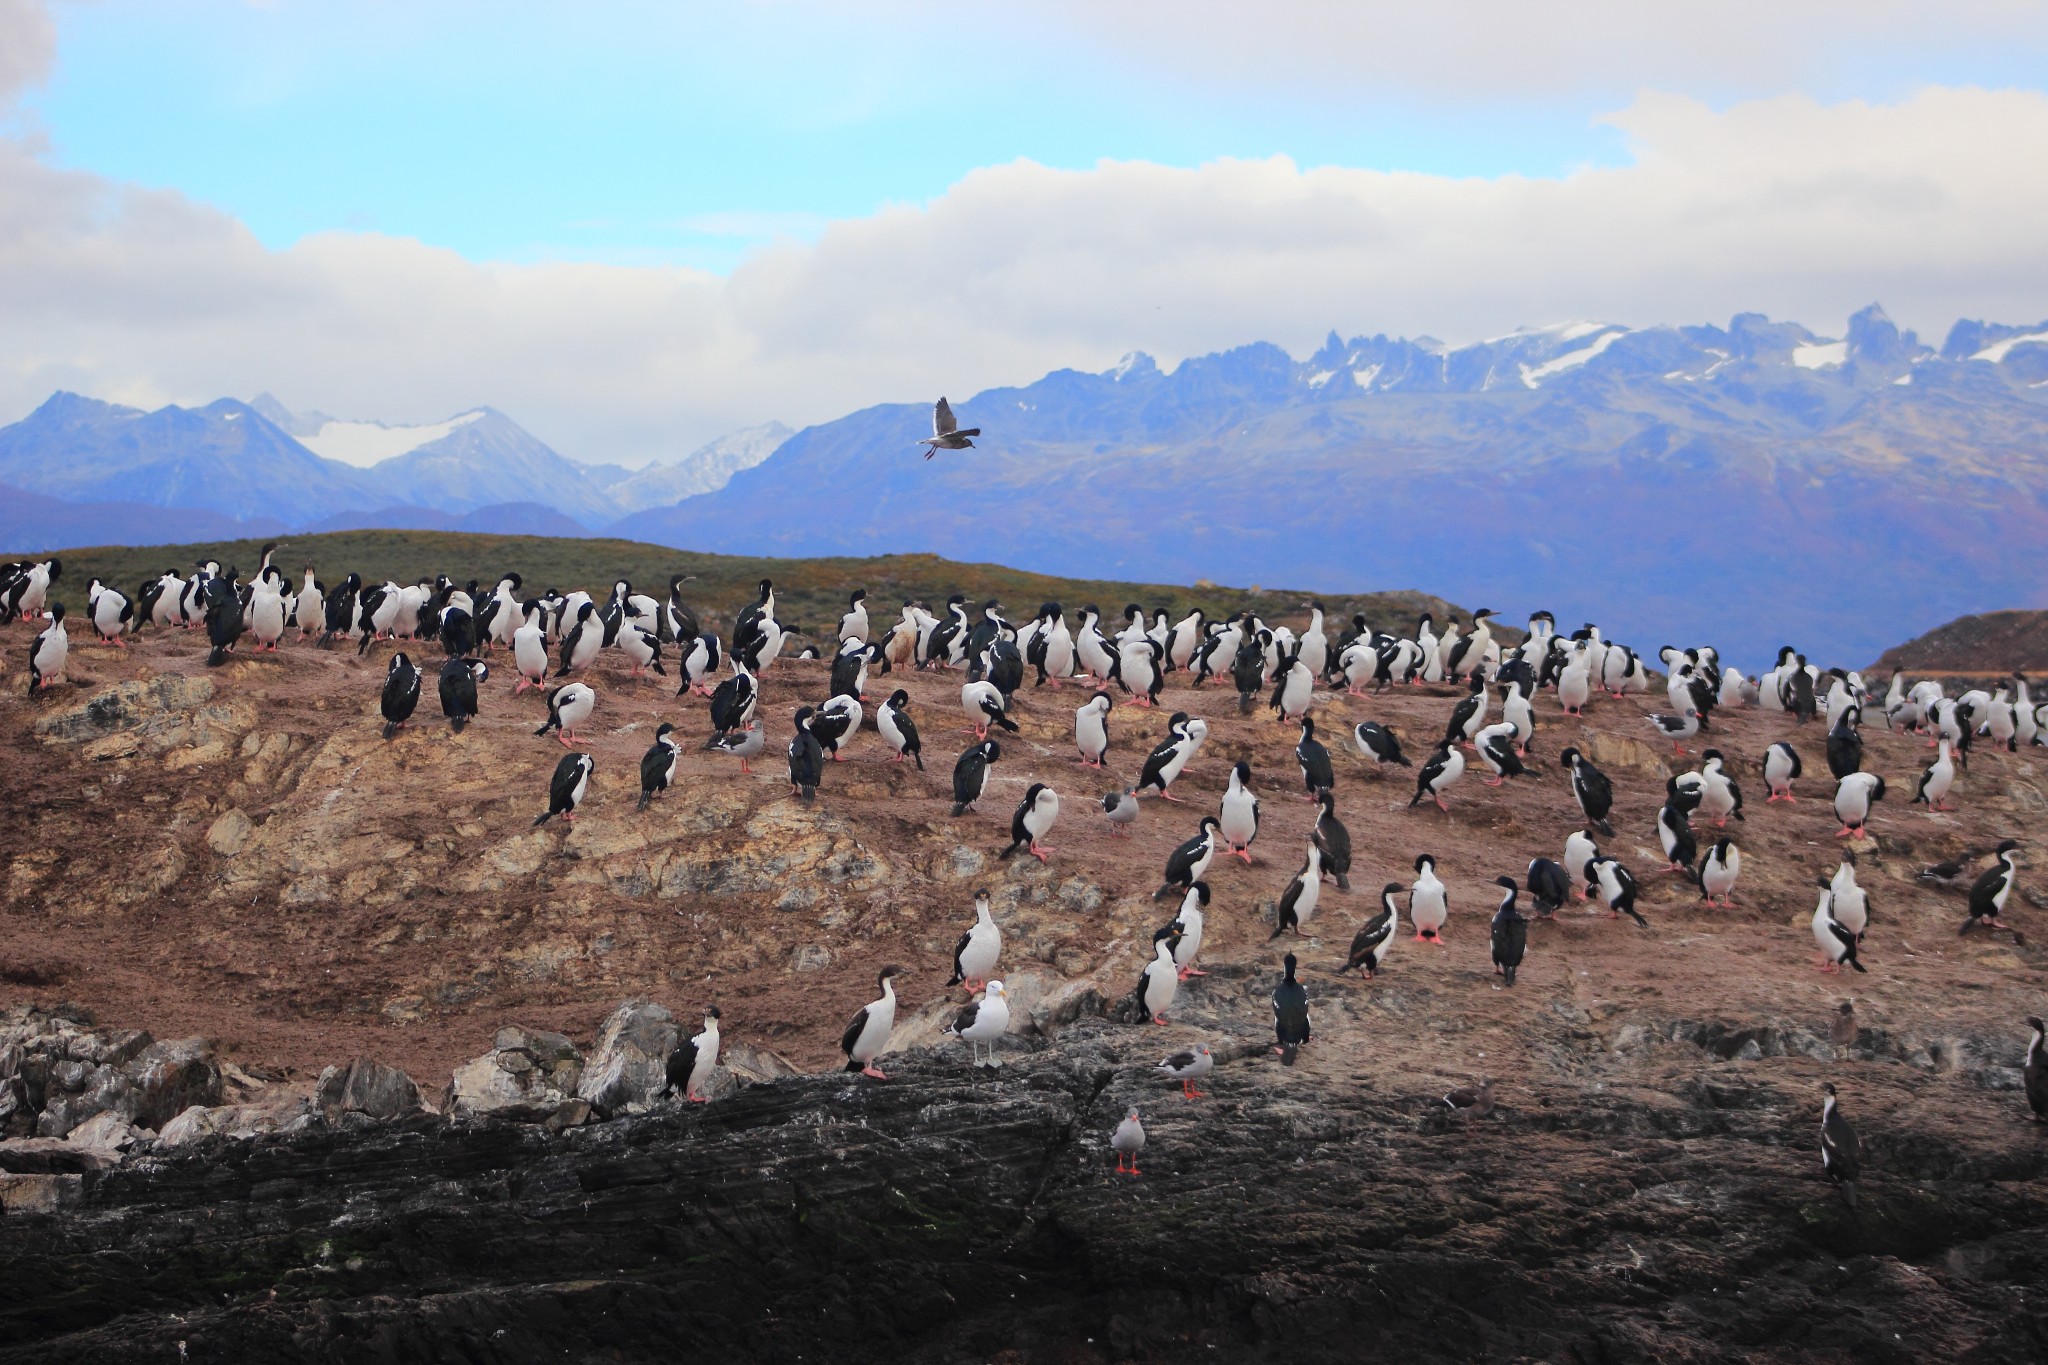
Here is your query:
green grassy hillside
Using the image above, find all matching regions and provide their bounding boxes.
[31,529,1464,636]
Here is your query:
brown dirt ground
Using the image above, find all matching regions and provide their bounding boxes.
[2,613,2045,1138]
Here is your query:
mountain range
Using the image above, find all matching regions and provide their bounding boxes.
[3,304,2046,663]
[0,394,786,541]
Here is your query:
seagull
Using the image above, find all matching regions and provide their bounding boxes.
[917,397,981,459]
[1155,1044,1215,1100]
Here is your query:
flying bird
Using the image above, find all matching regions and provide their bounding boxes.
[917,397,981,459]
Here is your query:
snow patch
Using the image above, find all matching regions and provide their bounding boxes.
[1892,372,1913,386]
[1971,330,2048,364]
[1519,328,1626,386]
[1792,341,1848,369]
[299,410,488,468]
[1306,369,1335,388]
[1352,364,1381,389]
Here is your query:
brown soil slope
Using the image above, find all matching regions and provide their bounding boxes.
[5,598,2048,1358]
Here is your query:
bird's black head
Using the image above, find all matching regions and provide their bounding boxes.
[2027,1014,2044,1033]
[46,602,65,623]
[1199,815,1221,832]
[1414,853,1436,873]
[1188,880,1212,905]
[1700,747,1723,763]
[1996,839,2021,856]
[1299,716,1315,737]
[981,740,1002,762]
[705,1005,722,1021]
[793,706,815,727]
[1494,875,1518,891]
[655,722,676,738]
[1821,1082,1837,1097]
[887,688,910,708]
[878,964,900,984]
[1233,760,1252,782]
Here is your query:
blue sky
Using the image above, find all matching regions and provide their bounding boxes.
[5,1,2048,457]
[24,2,1656,270]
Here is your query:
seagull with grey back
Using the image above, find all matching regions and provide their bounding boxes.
[917,397,981,459]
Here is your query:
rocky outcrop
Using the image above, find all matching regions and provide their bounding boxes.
[443,1025,588,1128]
[574,999,679,1117]
[2,1022,2046,1363]
[313,1057,424,1122]
[0,1007,221,1142]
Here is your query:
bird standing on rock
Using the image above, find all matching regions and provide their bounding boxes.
[1156,816,1221,900]
[1312,791,1352,891]
[945,980,1009,1067]
[2024,1016,2048,1123]
[1410,742,1465,812]
[438,657,487,732]
[998,783,1060,862]
[535,751,593,826]
[1111,1108,1146,1175]
[947,891,1003,992]
[1075,691,1112,767]
[667,1007,721,1103]
[1339,888,1399,977]
[1219,761,1262,864]
[1490,877,1527,985]
[1101,788,1140,836]
[1820,1083,1860,1207]
[1271,843,1324,940]
[1763,741,1803,803]
[1272,953,1310,1065]
[1157,882,1208,978]
[380,652,420,738]
[1410,855,1449,943]
[1443,1079,1495,1116]
[1135,936,1180,1024]
[950,739,1001,816]
[841,967,900,1080]
[786,707,824,802]
[1961,841,2022,937]
[877,689,923,769]
[1156,1045,1214,1100]
[536,683,596,747]
[1832,772,1886,840]
[1558,747,1615,836]
[638,722,681,811]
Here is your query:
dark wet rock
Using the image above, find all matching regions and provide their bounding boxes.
[2,1022,2046,1362]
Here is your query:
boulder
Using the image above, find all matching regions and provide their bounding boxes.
[158,1099,318,1148]
[0,1137,121,1175]
[445,1028,586,1123]
[574,1001,679,1118]
[65,1110,146,1153]
[122,1038,223,1130]
[314,1058,424,1122]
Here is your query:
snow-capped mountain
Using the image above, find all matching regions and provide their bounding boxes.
[614,304,2048,664]
[604,422,792,513]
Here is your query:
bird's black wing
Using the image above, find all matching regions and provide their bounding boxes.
[839,1006,871,1060]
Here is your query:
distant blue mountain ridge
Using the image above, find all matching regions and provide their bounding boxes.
[3,303,2046,664]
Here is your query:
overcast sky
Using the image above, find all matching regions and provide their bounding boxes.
[4,0,2047,464]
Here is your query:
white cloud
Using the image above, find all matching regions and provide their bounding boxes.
[0,0,53,109]
[0,1,2045,462]
[1041,0,2048,100]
